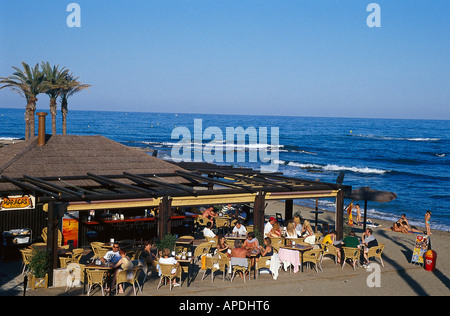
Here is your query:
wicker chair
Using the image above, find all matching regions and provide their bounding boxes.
[230,257,251,283]
[301,248,323,273]
[270,237,285,252]
[255,256,272,279]
[91,242,109,260]
[366,243,385,267]
[19,248,33,275]
[341,247,360,270]
[85,269,107,296]
[215,217,231,234]
[202,253,229,282]
[157,263,182,291]
[321,242,338,264]
[194,242,212,263]
[205,236,218,245]
[41,227,66,248]
[115,267,142,295]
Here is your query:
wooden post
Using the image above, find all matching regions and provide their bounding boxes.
[285,199,293,222]
[253,192,266,234]
[335,189,345,240]
[158,196,172,240]
[47,202,66,287]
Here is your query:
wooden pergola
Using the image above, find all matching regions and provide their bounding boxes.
[1,162,351,272]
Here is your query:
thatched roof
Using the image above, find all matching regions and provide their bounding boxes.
[0,135,187,193]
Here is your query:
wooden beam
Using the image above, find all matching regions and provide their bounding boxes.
[175,170,255,192]
[335,189,345,240]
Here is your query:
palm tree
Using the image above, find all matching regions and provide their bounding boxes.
[41,62,70,135]
[59,74,91,135]
[0,62,46,139]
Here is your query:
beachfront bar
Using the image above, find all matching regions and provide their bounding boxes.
[0,118,350,285]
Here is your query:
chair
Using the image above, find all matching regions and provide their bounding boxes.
[41,227,65,247]
[65,263,82,292]
[270,237,285,252]
[215,218,231,234]
[302,248,323,273]
[116,267,142,295]
[321,243,338,264]
[194,242,212,263]
[202,253,229,282]
[85,269,107,296]
[255,256,272,279]
[157,263,182,291]
[246,225,254,233]
[126,247,143,261]
[205,236,218,245]
[60,248,85,268]
[342,247,360,270]
[366,243,385,267]
[194,217,209,234]
[91,242,109,260]
[230,257,251,283]
[19,248,33,275]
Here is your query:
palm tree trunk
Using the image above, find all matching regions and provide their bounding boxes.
[50,98,57,135]
[24,106,31,140]
[29,99,37,138]
[61,97,68,135]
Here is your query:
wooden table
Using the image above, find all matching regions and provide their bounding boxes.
[177,257,195,287]
[225,233,247,241]
[176,237,194,250]
[83,261,115,295]
[246,249,261,279]
[279,244,313,273]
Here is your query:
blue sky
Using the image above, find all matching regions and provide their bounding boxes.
[0,0,449,119]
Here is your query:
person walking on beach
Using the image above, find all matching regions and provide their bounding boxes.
[425,211,432,236]
[355,203,362,223]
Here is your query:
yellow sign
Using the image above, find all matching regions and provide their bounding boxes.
[0,195,34,211]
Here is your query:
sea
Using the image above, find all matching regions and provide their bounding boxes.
[1,108,449,231]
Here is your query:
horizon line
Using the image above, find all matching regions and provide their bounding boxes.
[0,106,449,122]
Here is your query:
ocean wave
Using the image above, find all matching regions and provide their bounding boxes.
[0,137,22,141]
[274,159,389,175]
[351,134,441,142]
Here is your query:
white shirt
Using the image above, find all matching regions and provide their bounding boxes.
[264,222,273,237]
[203,227,216,238]
[232,225,247,235]
[104,250,121,263]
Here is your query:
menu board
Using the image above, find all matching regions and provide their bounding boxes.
[411,235,429,265]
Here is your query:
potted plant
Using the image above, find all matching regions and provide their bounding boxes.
[28,248,50,289]
[156,234,177,251]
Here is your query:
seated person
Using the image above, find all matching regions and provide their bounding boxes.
[243,232,259,251]
[100,242,121,264]
[232,220,247,236]
[111,248,134,293]
[362,228,378,265]
[268,222,282,238]
[216,235,229,254]
[158,248,181,287]
[323,230,340,246]
[202,205,218,223]
[285,221,299,238]
[259,237,274,257]
[341,230,360,248]
[203,221,216,238]
[230,240,247,258]
[300,219,314,238]
[336,230,360,264]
